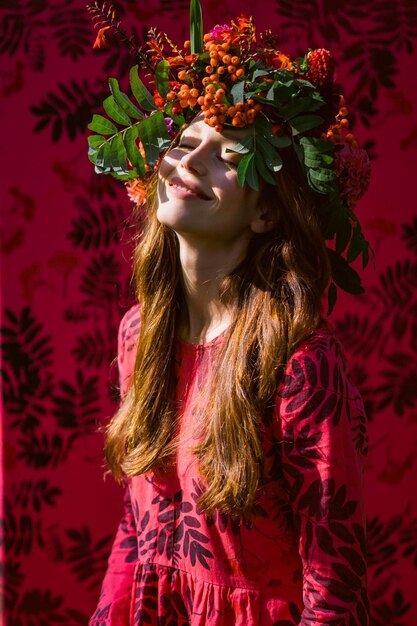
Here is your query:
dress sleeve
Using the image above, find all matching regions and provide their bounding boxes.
[274,333,369,625]
[89,483,138,625]
[89,310,139,625]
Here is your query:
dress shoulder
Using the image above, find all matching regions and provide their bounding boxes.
[279,327,359,400]
[275,326,368,458]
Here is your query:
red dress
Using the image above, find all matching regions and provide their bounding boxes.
[90,304,369,625]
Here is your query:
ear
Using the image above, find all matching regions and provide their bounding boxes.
[249,203,278,234]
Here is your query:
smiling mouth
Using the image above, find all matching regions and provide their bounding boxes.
[168,179,210,200]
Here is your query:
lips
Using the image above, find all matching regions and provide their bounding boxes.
[168,176,211,200]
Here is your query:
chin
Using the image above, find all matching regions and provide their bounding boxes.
[156,206,192,233]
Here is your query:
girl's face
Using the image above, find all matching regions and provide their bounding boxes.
[157,117,263,244]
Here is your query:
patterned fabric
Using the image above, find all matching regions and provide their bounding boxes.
[90,305,369,625]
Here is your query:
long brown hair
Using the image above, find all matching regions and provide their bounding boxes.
[105,147,331,517]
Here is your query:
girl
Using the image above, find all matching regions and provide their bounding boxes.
[88,7,370,624]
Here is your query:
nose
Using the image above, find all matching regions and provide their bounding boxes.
[180,143,209,177]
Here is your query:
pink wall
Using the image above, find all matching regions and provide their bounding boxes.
[1,0,417,623]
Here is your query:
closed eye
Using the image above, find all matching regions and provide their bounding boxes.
[178,142,194,150]
[177,142,238,168]
[219,156,238,168]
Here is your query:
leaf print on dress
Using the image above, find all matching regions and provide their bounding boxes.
[191,478,242,536]
[136,480,215,570]
[279,335,365,429]
[131,565,193,626]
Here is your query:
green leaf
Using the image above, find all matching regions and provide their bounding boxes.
[328,249,364,295]
[303,153,327,168]
[88,147,98,164]
[88,114,118,136]
[130,65,157,112]
[190,0,203,54]
[347,224,366,263]
[294,78,315,88]
[251,69,269,81]
[230,81,245,105]
[273,69,295,83]
[225,136,254,155]
[237,152,258,190]
[110,170,138,180]
[246,82,269,96]
[322,154,334,165]
[321,194,346,237]
[290,114,324,134]
[253,115,291,149]
[109,133,129,175]
[303,152,334,169]
[103,95,131,126]
[310,168,336,182]
[109,77,143,120]
[254,114,274,137]
[280,94,324,119]
[110,170,139,181]
[164,101,185,126]
[327,282,337,316]
[155,60,170,99]
[123,126,145,177]
[300,136,334,154]
[88,134,106,151]
[254,152,276,185]
[308,174,334,194]
[335,219,352,254]
[137,111,171,167]
[245,158,259,191]
[266,83,275,101]
[274,80,292,102]
[269,134,292,149]
[256,136,283,172]
[94,141,112,173]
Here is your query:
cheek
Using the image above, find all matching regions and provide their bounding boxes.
[220,177,246,207]
[159,153,179,180]
[212,169,241,197]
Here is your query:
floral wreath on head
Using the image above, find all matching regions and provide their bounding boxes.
[87,0,373,315]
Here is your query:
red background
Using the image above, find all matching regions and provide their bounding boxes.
[1,0,417,623]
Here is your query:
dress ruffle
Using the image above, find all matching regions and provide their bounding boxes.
[130,561,263,626]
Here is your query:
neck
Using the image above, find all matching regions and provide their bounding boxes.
[176,234,249,344]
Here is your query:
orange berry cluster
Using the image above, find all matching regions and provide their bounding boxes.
[203,37,246,83]
[324,99,356,146]
[196,84,227,132]
[166,83,199,113]
[163,36,263,133]
[198,86,262,132]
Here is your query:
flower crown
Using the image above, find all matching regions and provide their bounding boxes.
[87,0,372,315]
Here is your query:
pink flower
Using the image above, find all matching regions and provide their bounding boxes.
[164,117,175,136]
[335,144,371,209]
[207,24,232,41]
